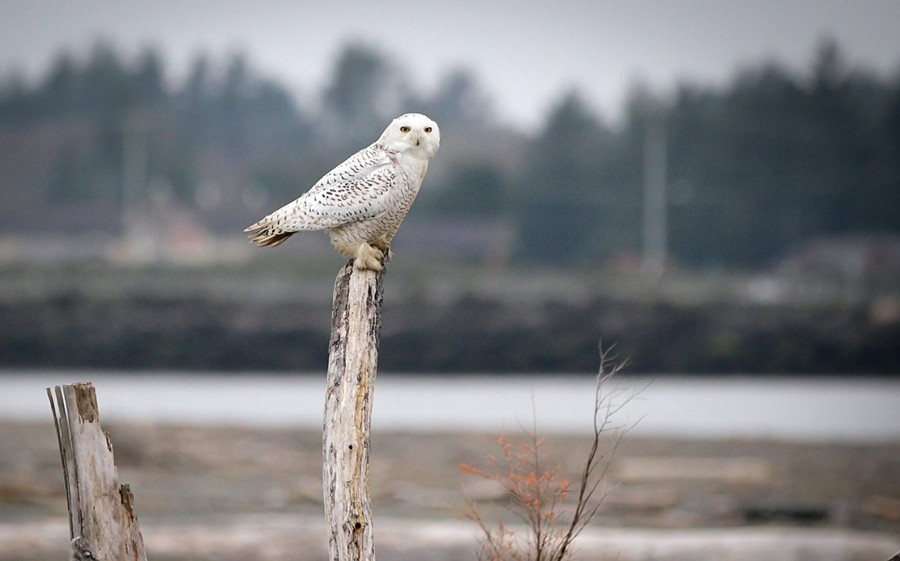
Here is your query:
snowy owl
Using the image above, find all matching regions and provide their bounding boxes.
[244,113,440,270]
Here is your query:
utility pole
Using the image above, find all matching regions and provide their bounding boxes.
[122,119,146,242]
[642,117,668,276]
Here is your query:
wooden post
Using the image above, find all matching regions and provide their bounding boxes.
[323,260,385,561]
[47,382,148,561]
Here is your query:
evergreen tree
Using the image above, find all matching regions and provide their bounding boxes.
[427,162,506,218]
[320,44,406,148]
[515,91,620,265]
[411,68,492,131]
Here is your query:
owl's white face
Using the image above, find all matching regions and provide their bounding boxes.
[378,113,440,160]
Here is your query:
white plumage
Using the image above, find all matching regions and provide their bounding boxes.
[245,113,440,270]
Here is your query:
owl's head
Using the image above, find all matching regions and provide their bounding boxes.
[378,113,440,160]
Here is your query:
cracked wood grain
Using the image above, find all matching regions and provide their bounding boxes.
[323,259,385,561]
[48,382,148,561]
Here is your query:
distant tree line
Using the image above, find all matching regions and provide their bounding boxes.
[0,39,898,269]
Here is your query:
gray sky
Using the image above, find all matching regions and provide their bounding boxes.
[1,0,899,130]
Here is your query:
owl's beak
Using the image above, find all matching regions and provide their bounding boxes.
[414,132,423,146]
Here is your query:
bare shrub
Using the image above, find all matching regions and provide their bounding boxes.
[460,345,631,561]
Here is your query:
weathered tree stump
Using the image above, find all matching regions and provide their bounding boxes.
[323,260,385,561]
[47,382,147,561]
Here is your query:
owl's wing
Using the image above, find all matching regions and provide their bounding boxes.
[244,144,401,246]
[280,144,399,231]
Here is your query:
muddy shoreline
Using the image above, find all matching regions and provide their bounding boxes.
[1,420,898,560]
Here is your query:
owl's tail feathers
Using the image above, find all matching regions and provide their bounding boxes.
[244,220,294,247]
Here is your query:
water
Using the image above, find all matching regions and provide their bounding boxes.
[2,371,898,442]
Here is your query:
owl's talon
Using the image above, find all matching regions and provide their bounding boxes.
[353,256,382,271]
[372,240,392,264]
[353,243,384,271]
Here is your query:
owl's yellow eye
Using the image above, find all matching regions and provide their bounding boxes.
[400,126,411,133]
[424,126,433,133]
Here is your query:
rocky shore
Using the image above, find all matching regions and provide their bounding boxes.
[2,282,898,373]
